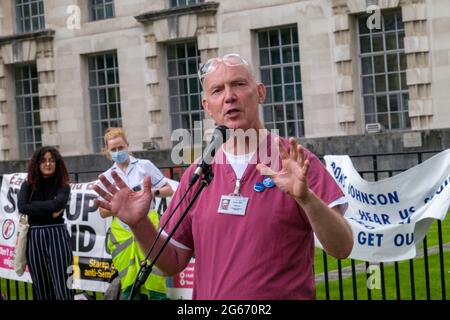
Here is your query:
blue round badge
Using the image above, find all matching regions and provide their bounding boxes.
[253,182,265,193]
[262,177,275,188]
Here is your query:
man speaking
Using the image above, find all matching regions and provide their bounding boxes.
[94,53,353,300]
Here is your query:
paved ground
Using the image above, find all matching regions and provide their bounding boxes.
[315,243,450,283]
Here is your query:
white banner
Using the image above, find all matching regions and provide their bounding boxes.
[0,173,112,292]
[0,173,187,296]
[324,150,450,262]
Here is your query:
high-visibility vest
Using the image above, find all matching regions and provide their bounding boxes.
[107,210,166,294]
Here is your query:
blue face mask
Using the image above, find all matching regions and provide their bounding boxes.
[110,150,128,164]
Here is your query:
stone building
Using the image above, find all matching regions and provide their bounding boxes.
[0,0,448,162]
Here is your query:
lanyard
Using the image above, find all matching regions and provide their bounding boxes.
[232,179,241,196]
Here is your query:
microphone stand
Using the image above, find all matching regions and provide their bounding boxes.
[128,166,213,300]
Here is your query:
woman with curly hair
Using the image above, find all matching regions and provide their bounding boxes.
[17,146,74,300]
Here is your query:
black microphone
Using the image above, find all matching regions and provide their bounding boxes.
[190,125,230,185]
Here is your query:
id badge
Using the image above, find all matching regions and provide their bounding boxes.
[218,195,249,216]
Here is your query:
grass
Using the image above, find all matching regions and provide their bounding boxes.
[0,279,103,300]
[0,279,32,300]
[316,250,450,300]
[419,218,450,248]
[2,217,449,300]
[314,216,450,300]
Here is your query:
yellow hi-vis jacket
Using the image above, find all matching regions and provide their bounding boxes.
[107,210,166,294]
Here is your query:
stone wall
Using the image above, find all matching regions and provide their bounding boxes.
[0,0,448,161]
[1,128,448,183]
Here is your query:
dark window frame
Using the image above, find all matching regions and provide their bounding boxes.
[87,51,122,153]
[167,40,203,143]
[358,9,410,131]
[88,0,115,21]
[257,25,304,138]
[169,0,205,8]
[15,0,45,33]
[15,64,42,158]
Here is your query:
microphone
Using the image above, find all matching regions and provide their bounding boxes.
[190,125,230,185]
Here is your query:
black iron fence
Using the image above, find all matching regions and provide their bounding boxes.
[1,150,448,300]
[317,150,449,300]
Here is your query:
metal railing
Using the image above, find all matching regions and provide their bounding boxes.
[317,150,448,300]
[0,166,189,300]
[1,150,448,300]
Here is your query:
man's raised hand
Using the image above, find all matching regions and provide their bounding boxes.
[93,171,153,228]
[256,137,311,203]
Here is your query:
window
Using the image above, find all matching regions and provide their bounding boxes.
[88,52,122,152]
[358,10,410,130]
[15,0,45,33]
[258,26,304,137]
[15,64,42,158]
[88,0,115,21]
[169,0,204,8]
[167,41,203,139]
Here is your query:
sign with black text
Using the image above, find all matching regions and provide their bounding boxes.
[324,150,450,262]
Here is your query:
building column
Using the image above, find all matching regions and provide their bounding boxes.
[196,9,219,135]
[37,38,59,147]
[136,3,220,150]
[0,30,56,160]
[142,31,163,149]
[401,0,433,129]
[0,57,9,160]
[196,10,219,65]
[332,0,359,135]
[334,0,427,133]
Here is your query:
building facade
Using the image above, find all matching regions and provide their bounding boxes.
[0,0,448,161]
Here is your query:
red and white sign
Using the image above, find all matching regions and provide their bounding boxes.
[166,259,195,300]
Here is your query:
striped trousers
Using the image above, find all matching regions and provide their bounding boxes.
[26,224,74,300]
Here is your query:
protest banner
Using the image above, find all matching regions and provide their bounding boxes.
[324,150,450,262]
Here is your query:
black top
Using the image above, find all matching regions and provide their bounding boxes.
[17,178,70,226]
